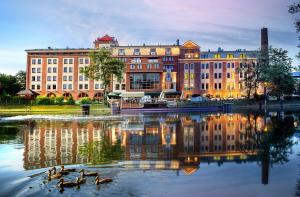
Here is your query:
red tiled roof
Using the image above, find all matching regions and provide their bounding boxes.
[97,34,114,41]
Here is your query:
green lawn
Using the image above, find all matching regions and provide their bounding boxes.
[0,104,111,115]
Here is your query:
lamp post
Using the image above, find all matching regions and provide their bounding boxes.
[264,82,268,117]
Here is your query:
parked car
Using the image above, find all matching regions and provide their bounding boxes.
[190,94,209,102]
[140,95,152,103]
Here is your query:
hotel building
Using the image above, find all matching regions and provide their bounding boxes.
[26,34,259,100]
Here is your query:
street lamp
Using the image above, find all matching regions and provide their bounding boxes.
[264,82,268,107]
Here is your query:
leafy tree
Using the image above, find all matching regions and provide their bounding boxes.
[15,70,26,90]
[239,59,257,100]
[239,53,263,101]
[0,73,22,96]
[260,47,295,98]
[289,2,300,59]
[80,48,125,102]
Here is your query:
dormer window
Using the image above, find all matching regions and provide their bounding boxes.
[227,54,234,59]
[214,54,221,59]
[150,48,156,55]
[118,49,125,55]
[134,49,140,55]
[240,54,246,59]
[165,48,171,55]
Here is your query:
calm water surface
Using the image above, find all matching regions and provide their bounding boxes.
[0,111,299,197]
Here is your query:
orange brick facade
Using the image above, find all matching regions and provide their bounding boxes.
[26,35,258,100]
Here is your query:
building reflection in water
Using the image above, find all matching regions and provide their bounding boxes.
[23,113,295,184]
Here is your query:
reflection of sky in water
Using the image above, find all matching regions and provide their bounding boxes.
[0,144,24,171]
[0,113,299,196]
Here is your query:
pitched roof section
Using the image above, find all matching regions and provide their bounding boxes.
[97,34,114,42]
[181,40,200,49]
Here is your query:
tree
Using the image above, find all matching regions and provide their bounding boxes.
[15,70,26,90]
[239,53,263,101]
[0,73,22,96]
[260,47,295,98]
[80,48,125,102]
[289,2,300,59]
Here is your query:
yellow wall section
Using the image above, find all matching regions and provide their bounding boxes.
[112,47,180,56]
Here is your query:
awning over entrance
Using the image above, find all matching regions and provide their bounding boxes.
[120,92,144,98]
[144,92,161,98]
[164,91,181,96]
[108,92,121,96]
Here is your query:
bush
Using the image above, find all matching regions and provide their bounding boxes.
[66,96,75,105]
[79,97,92,105]
[55,96,64,105]
[36,96,54,105]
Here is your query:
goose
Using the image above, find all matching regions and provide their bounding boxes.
[57,178,77,188]
[95,176,113,185]
[76,175,86,185]
[48,169,62,180]
[60,165,76,172]
[79,169,98,177]
[52,167,68,175]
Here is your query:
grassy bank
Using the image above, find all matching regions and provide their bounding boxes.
[0,104,111,115]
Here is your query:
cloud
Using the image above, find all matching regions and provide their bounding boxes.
[0,0,299,74]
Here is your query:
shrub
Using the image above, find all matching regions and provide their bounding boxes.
[66,96,75,105]
[36,96,54,105]
[79,97,92,105]
[55,96,64,105]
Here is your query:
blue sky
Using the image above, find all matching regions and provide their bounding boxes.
[0,0,299,74]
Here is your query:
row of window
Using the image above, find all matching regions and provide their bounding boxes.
[32,76,41,81]
[31,84,40,90]
[200,135,241,142]
[63,67,73,73]
[63,76,73,81]
[63,84,73,90]
[130,64,160,70]
[162,56,174,62]
[31,59,42,65]
[118,48,172,55]
[48,59,57,64]
[184,63,195,70]
[47,67,57,73]
[47,76,57,81]
[115,84,126,90]
[64,59,73,64]
[32,75,91,82]
[31,84,104,90]
[32,67,41,73]
[79,58,89,64]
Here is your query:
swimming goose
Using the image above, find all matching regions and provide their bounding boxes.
[52,167,68,175]
[48,169,62,180]
[57,178,77,188]
[95,176,113,185]
[79,169,98,177]
[60,165,76,172]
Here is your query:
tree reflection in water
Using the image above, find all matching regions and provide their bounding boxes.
[79,135,123,165]
[0,122,22,144]
[247,113,296,185]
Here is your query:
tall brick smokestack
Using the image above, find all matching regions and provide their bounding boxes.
[261,27,268,52]
[261,27,269,66]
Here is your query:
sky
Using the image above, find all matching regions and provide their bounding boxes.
[0,0,299,74]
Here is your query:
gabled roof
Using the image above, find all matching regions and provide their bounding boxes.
[181,40,200,49]
[17,89,39,96]
[97,34,114,42]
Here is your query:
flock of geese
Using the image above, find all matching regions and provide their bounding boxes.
[47,166,113,190]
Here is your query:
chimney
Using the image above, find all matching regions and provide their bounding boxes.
[261,27,268,52]
[176,39,180,46]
